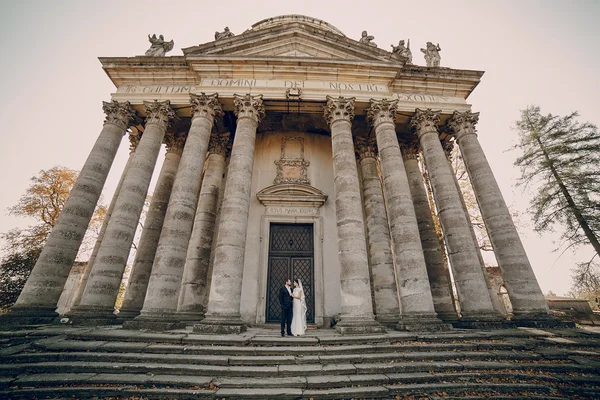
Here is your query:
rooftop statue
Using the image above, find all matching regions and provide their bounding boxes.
[420,42,441,67]
[359,31,377,48]
[391,39,412,64]
[145,34,174,57]
[215,26,235,40]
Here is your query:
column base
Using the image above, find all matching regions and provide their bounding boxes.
[176,311,205,325]
[375,313,400,327]
[436,311,459,324]
[115,307,141,321]
[395,313,451,332]
[512,312,575,329]
[0,306,59,329]
[122,311,186,331]
[334,314,386,335]
[193,314,247,334]
[66,305,119,326]
[453,312,514,329]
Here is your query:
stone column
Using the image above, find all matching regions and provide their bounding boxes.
[367,99,445,331]
[401,141,457,322]
[178,132,229,320]
[130,94,222,329]
[355,137,400,326]
[117,132,185,320]
[195,94,264,334]
[323,96,384,334]
[68,100,175,325]
[448,110,551,323]
[411,108,501,326]
[71,130,140,310]
[4,101,136,325]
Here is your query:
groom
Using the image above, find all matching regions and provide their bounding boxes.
[279,278,293,337]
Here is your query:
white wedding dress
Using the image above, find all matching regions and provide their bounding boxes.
[290,285,307,336]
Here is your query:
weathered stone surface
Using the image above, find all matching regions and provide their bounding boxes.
[325,96,380,333]
[70,101,174,322]
[368,100,444,330]
[119,146,182,319]
[355,138,400,325]
[411,108,499,321]
[402,146,457,322]
[5,102,135,323]
[450,110,551,321]
[139,94,222,323]
[199,94,263,332]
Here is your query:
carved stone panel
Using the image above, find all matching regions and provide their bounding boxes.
[274,136,310,185]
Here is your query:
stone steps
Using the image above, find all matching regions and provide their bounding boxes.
[1,326,600,398]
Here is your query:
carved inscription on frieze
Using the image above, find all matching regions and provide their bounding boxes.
[266,206,318,216]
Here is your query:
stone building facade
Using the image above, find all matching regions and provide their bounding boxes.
[4,15,555,333]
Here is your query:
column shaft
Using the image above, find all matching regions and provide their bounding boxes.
[356,140,400,325]
[449,111,550,320]
[134,94,221,328]
[324,96,383,334]
[367,100,444,331]
[118,145,182,319]
[411,109,498,322]
[71,137,138,310]
[402,150,457,322]
[69,101,174,324]
[178,137,227,318]
[6,101,135,323]
[195,94,264,334]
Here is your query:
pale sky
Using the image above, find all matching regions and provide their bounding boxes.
[0,0,598,296]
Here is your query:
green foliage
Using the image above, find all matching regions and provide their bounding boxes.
[0,248,41,311]
[513,106,600,255]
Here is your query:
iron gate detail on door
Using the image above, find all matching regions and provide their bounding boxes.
[266,223,314,323]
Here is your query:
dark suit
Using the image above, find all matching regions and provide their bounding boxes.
[279,286,293,335]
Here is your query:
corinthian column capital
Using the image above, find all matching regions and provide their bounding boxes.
[448,110,480,141]
[102,100,137,130]
[190,93,223,121]
[128,128,142,153]
[367,98,398,127]
[400,140,420,161]
[144,100,176,130]
[164,131,187,155]
[324,95,355,126]
[410,108,441,137]
[354,136,377,160]
[209,132,231,156]
[233,94,265,123]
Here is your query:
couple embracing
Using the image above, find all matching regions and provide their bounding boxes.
[279,279,307,336]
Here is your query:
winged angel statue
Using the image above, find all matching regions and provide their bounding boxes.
[145,34,174,57]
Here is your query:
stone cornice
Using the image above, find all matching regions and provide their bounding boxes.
[256,183,328,208]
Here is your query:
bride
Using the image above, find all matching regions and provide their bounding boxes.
[290,279,307,336]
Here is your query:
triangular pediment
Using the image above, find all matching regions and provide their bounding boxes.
[183,21,404,64]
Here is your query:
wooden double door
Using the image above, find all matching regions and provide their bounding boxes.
[266,223,315,323]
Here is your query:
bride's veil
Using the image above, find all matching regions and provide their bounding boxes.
[297,279,308,331]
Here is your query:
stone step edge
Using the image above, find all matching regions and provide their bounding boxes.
[2,360,598,378]
[30,339,541,354]
[3,371,600,390]
[0,382,575,400]
[3,350,551,366]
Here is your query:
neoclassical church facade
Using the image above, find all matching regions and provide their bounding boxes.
[6,15,555,333]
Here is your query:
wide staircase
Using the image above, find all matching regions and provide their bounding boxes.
[1,325,600,399]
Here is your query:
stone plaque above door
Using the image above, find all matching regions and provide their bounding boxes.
[274,136,310,185]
